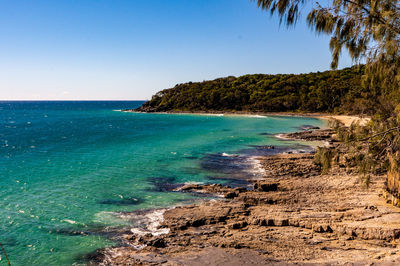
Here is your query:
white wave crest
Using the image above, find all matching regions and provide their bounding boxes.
[245,156,266,179]
[117,209,170,237]
[222,152,239,157]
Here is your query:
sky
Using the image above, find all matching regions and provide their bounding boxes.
[0,0,354,100]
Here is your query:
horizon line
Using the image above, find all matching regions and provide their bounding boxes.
[0,99,149,101]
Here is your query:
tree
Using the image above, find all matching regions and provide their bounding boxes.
[253,0,400,94]
[253,0,400,202]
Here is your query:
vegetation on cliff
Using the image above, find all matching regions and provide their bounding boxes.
[136,66,377,114]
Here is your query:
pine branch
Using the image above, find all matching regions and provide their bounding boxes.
[342,0,400,34]
[0,242,11,266]
[358,126,400,141]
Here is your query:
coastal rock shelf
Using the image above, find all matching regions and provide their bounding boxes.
[91,129,400,265]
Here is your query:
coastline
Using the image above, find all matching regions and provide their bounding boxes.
[89,114,400,265]
[122,109,370,128]
[317,114,371,127]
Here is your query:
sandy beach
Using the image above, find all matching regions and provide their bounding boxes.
[318,115,371,127]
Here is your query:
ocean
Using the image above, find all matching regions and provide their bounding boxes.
[0,101,325,265]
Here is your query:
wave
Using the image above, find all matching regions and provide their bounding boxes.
[183,181,204,185]
[221,152,239,157]
[274,134,291,140]
[116,209,170,237]
[240,114,267,118]
[245,157,266,179]
[63,219,77,224]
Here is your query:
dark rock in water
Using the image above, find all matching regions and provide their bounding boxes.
[178,184,203,191]
[181,166,203,175]
[200,153,248,176]
[297,125,321,131]
[80,249,107,265]
[183,156,198,160]
[174,183,248,200]
[147,176,176,184]
[174,183,225,198]
[1,237,18,247]
[207,176,251,188]
[148,182,183,192]
[99,196,143,206]
[262,145,275,149]
[240,144,313,157]
[50,224,130,239]
[259,132,273,136]
[146,176,182,192]
[282,129,334,141]
[249,145,275,150]
[53,228,90,236]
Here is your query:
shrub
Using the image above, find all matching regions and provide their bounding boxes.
[313,147,334,174]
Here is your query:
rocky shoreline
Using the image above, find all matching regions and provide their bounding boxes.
[89,126,400,265]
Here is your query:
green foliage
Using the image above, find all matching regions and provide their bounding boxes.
[358,155,375,189]
[333,113,399,178]
[327,119,341,130]
[313,147,334,174]
[254,0,400,78]
[254,0,400,125]
[360,174,371,189]
[254,0,400,193]
[137,66,378,114]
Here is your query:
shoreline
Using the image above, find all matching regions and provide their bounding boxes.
[106,137,317,236]
[90,121,400,265]
[122,109,370,128]
[85,114,326,264]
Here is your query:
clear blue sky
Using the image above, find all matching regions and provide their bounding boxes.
[0,0,353,100]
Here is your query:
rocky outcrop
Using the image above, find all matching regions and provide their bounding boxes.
[91,129,400,265]
[279,129,336,141]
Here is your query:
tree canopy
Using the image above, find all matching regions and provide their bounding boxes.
[254,0,400,96]
[136,66,375,114]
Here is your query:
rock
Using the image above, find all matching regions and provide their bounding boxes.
[227,221,248,229]
[147,238,166,248]
[177,184,203,191]
[280,129,335,141]
[277,218,289,226]
[254,182,279,192]
[312,224,333,233]
[234,187,248,193]
[224,191,239,199]
[90,127,400,265]
[259,219,275,226]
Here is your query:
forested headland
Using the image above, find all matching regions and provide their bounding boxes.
[135,65,377,115]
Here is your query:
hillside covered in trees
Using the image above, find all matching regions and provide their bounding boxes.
[135,66,378,114]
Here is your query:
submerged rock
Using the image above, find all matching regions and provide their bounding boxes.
[98,197,143,206]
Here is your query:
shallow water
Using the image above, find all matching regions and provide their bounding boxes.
[0,101,325,265]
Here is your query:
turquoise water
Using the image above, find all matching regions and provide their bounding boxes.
[0,101,325,265]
